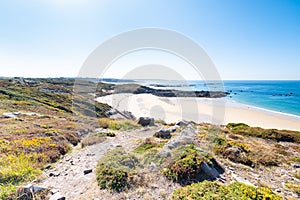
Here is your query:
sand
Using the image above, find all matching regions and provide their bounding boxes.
[96,93,300,131]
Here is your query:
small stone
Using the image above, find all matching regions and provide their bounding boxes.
[49,172,60,177]
[292,164,300,168]
[84,169,93,175]
[50,189,59,195]
[150,162,158,171]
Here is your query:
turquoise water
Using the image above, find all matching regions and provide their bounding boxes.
[138,80,300,117]
[222,80,300,117]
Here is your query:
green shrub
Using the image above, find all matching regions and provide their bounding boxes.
[171,181,283,200]
[96,148,138,192]
[0,183,16,200]
[140,150,166,168]
[133,143,155,154]
[0,154,40,185]
[96,166,128,192]
[162,145,219,185]
[133,138,165,154]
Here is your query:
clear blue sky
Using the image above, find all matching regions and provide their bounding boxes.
[0,0,299,80]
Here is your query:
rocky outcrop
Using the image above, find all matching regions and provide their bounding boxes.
[154,128,171,139]
[112,84,229,98]
[137,117,155,126]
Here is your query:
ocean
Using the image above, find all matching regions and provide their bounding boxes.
[119,80,300,117]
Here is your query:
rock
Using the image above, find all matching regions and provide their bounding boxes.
[50,189,60,195]
[2,112,20,118]
[137,117,155,126]
[291,164,300,168]
[165,140,181,149]
[159,150,172,158]
[83,169,93,175]
[49,172,60,177]
[17,184,46,199]
[49,192,65,200]
[154,128,171,139]
[167,125,179,133]
[150,162,158,171]
[176,120,189,127]
[164,127,196,149]
[200,162,220,179]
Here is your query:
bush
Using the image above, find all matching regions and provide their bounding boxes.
[96,166,128,192]
[171,181,283,200]
[96,148,138,192]
[0,183,16,200]
[162,145,220,185]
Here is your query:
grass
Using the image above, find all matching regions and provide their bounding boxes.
[99,118,140,130]
[285,182,300,195]
[171,181,283,200]
[0,154,41,185]
[133,138,166,154]
[227,123,300,143]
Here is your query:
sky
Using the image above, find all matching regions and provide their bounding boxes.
[0,0,299,80]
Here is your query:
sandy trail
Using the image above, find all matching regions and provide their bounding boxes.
[38,127,158,200]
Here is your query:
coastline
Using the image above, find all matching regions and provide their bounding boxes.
[96,93,300,131]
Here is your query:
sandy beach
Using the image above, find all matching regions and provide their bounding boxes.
[96,93,300,131]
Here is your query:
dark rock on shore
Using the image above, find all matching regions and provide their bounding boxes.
[112,84,229,98]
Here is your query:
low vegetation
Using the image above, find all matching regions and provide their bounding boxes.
[171,181,283,200]
[227,123,300,143]
[96,148,139,192]
[162,145,222,185]
[133,138,166,154]
[99,118,140,130]
[0,78,113,198]
[285,182,300,195]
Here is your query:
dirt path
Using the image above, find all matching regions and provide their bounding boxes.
[38,126,159,200]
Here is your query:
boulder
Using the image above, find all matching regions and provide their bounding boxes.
[167,125,180,133]
[176,120,189,127]
[2,112,20,118]
[154,128,171,139]
[200,162,220,179]
[165,140,181,149]
[17,184,46,199]
[137,117,155,126]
